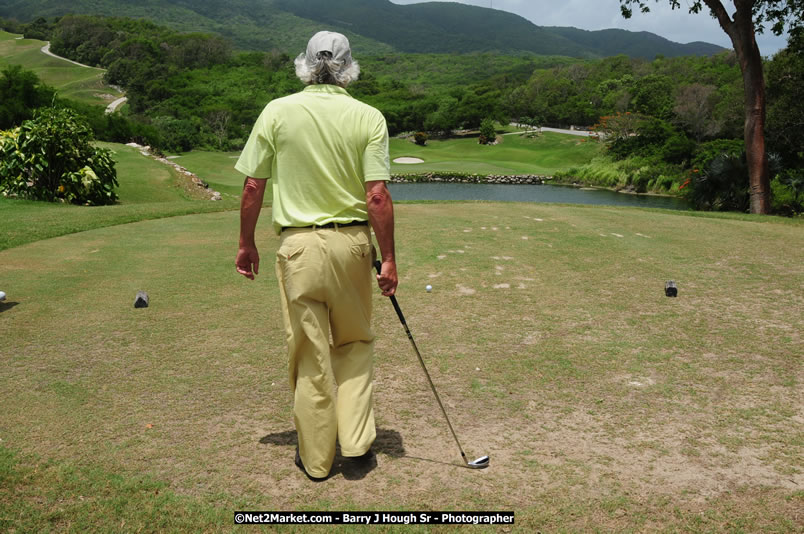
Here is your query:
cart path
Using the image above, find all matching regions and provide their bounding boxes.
[106,96,128,114]
[41,42,127,113]
[505,125,594,137]
[41,43,103,70]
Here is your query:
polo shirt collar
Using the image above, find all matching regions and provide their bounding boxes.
[303,84,351,97]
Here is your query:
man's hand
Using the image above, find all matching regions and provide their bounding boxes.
[237,176,267,281]
[235,245,260,280]
[376,260,398,296]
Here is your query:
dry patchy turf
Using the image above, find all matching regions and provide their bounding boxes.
[0,204,802,532]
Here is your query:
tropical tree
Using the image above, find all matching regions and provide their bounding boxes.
[766,32,804,212]
[619,0,804,214]
[594,111,644,145]
[674,83,720,140]
[631,74,675,119]
[766,33,804,179]
[0,65,55,129]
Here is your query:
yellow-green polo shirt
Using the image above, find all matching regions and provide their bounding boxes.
[235,84,391,234]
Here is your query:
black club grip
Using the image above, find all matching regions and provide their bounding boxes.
[374,260,406,324]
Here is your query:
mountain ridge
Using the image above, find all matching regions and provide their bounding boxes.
[0,0,727,59]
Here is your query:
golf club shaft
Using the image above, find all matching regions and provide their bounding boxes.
[374,261,469,463]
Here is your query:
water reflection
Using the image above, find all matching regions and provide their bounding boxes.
[388,182,690,211]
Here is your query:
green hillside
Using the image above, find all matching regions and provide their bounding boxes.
[0,30,117,105]
[0,0,395,55]
[0,0,726,59]
[276,0,592,57]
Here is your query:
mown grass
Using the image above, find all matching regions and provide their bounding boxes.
[0,31,119,107]
[169,150,255,200]
[171,128,601,185]
[0,446,236,533]
[1,194,802,531]
[0,143,238,251]
[390,130,601,175]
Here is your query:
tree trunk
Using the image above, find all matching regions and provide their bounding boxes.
[706,0,771,213]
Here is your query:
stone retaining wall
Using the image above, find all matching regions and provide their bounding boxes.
[125,143,221,201]
[390,172,552,185]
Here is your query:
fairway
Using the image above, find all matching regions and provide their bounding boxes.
[1,201,802,531]
[389,131,601,175]
[0,31,119,106]
[173,130,602,190]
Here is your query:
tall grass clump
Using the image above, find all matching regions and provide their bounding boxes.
[554,156,626,189]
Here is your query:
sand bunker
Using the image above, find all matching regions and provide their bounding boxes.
[393,157,424,164]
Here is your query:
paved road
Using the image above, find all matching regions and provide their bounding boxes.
[541,126,593,137]
[506,124,594,137]
[106,97,128,114]
[40,42,127,113]
[40,43,102,69]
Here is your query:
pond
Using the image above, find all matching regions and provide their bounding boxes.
[387,182,690,211]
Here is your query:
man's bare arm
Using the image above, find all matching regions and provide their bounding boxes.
[366,179,397,296]
[236,177,268,280]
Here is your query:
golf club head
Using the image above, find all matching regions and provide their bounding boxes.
[466,455,489,469]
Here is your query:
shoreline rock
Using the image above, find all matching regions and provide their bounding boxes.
[390,172,681,198]
[391,172,551,185]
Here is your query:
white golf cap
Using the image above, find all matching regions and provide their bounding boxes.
[305,31,352,65]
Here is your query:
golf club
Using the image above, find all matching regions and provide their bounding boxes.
[374,260,489,469]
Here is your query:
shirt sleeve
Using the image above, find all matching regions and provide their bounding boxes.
[235,108,274,179]
[362,110,391,182]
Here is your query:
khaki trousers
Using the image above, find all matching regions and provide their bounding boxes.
[275,225,376,478]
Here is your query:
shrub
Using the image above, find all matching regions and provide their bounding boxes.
[0,108,118,205]
[673,138,749,211]
[685,152,750,212]
[413,131,428,146]
[553,156,626,189]
[478,119,496,145]
[616,155,685,193]
[661,133,696,165]
[771,168,804,216]
[606,116,677,160]
[151,116,199,153]
[692,138,744,170]
[60,99,161,147]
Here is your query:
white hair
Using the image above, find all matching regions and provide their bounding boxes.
[294,51,360,87]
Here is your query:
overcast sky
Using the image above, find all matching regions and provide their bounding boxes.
[389,0,790,56]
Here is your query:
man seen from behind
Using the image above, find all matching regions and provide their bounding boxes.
[234,30,398,480]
